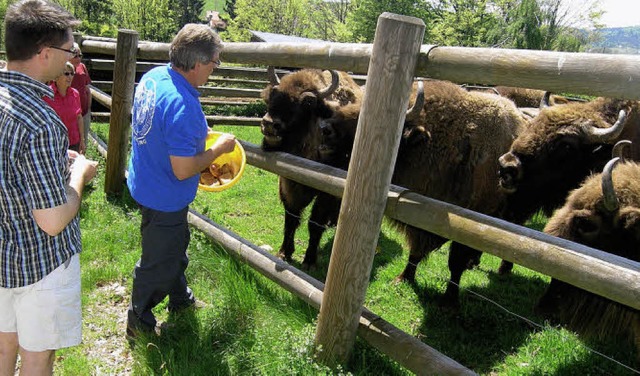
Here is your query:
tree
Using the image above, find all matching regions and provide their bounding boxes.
[112,0,178,42]
[429,0,501,47]
[224,0,237,19]
[346,0,433,43]
[171,0,206,27]
[222,0,354,42]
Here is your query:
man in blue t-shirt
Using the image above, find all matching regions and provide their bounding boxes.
[126,23,236,338]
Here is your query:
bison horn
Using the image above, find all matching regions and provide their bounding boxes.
[601,157,620,212]
[582,109,627,143]
[540,91,551,108]
[612,139,632,160]
[267,66,280,86]
[406,81,424,122]
[317,70,340,100]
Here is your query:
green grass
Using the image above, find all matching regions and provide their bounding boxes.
[51,122,639,375]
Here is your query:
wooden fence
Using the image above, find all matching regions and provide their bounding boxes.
[78,15,640,374]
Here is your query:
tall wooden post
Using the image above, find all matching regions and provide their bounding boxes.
[104,29,138,195]
[314,13,425,367]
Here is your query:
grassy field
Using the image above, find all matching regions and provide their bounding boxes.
[50,122,639,375]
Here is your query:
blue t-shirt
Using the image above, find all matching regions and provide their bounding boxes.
[127,65,208,212]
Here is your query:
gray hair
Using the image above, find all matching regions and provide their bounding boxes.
[169,23,222,71]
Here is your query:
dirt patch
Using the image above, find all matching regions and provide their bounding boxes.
[82,281,134,375]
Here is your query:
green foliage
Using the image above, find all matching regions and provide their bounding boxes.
[111,0,179,42]
[222,0,353,42]
[171,0,206,26]
[346,0,432,43]
[224,0,236,19]
[429,0,501,47]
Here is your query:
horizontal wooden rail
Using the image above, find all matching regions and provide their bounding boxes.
[79,39,640,99]
[92,111,261,127]
[91,80,263,98]
[199,98,262,106]
[241,141,640,311]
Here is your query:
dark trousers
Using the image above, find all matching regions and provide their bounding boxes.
[127,205,194,330]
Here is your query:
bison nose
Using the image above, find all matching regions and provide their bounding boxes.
[498,152,522,192]
[261,114,280,135]
[320,121,335,138]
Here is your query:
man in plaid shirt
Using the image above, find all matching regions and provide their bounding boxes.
[0,0,98,374]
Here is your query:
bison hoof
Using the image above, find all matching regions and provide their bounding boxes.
[301,261,317,272]
[277,252,292,263]
[392,274,415,285]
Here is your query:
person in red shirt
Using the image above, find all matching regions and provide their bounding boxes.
[70,43,92,143]
[44,62,85,153]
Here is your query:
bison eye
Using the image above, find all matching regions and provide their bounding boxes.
[573,215,600,240]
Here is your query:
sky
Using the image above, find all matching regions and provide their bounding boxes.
[596,0,639,28]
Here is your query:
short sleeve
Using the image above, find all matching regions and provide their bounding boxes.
[163,98,206,157]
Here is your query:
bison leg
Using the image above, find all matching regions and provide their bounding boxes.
[278,178,316,262]
[302,193,341,270]
[497,260,514,275]
[442,242,482,309]
[535,278,571,318]
[394,225,446,284]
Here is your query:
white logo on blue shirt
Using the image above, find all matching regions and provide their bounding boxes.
[132,77,157,145]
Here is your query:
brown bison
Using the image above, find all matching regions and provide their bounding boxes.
[260,68,363,268]
[304,79,527,306]
[537,156,640,359]
[387,80,527,305]
[493,86,570,108]
[497,97,638,273]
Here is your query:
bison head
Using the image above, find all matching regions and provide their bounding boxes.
[545,157,640,261]
[537,157,640,346]
[498,98,629,222]
[260,67,340,152]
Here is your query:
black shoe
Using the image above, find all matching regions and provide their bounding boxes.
[167,299,208,313]
[126,320,156,347]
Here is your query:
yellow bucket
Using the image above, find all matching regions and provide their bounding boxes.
[198,131,246,192]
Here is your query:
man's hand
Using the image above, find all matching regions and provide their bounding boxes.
[68,150,98,185]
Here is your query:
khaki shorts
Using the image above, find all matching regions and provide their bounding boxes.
[0,254,82,352]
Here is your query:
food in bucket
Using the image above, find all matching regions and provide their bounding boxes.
[200,162,237,187]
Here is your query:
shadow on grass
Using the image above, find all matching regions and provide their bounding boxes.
[407,264,638,374]
[286,229,405,284]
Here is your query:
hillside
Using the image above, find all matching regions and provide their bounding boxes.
[587,25,640,54]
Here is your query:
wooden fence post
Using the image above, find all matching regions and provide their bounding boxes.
[314,13,425,367]
[104,29,138,195]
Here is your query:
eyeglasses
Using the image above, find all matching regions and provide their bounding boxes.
[211,59,221,67]
[49,45,79,57]
[63,72,75,77]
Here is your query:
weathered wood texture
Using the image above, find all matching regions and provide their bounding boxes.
[315,13,426,367]
[104,30,137,195]
[79,37,640,99]
[92,80,262,98]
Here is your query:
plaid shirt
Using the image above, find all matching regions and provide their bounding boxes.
[0,69,81,288]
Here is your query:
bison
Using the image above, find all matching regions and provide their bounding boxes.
[387,80,527,305]
[269,77,528,307]
[536,155,640,359]
[260,68,363,268]
[497,97,638,273]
